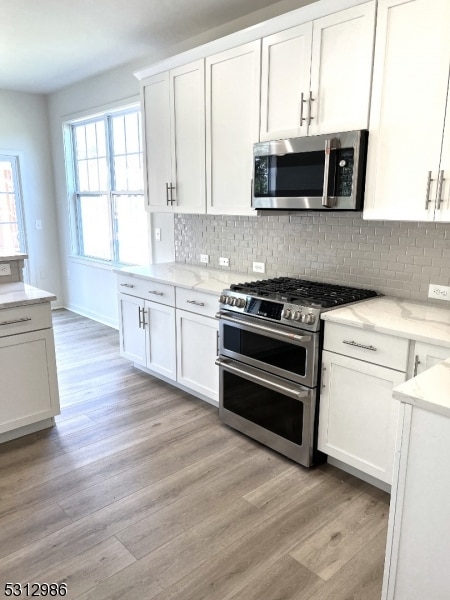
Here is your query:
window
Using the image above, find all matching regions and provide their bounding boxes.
[0,155,27,254]
[70,107,149,265]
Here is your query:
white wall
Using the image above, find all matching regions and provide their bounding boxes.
[0,89,63,305]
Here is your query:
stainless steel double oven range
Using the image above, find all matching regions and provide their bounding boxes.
[216,278,377,467]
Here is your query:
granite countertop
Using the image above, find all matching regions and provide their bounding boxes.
[114,262,261,295]
[393,359,450,419]
[321,296,450,348]
[0,282,56,309]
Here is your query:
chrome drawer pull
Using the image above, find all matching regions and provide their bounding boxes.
[425,171,434,209]
[343,339,377,351]
[148,290,164,296]
[0,317,32,326]
[186,300,205,307]
[120,283,134,288]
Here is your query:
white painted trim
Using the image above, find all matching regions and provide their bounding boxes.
[134,0,372,80]
[63,302,118,330]
[0,418,55,444]
[327,456,392,493]
[61,95,140,123]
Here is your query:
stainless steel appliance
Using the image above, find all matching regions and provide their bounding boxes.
[216,278,377,467]
[252,130,368,211]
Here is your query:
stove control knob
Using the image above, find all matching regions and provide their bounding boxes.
[235,298,245,308]
[303,314,315,324]
[219,294,227,304]
[226,296,234,305]
[282,308,292,319]
[293,311,302,321]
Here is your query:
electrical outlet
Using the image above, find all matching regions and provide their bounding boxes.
[200,254,209,264]
[253,261,265,274]
[0,264,12,276]
[155,228,161,241]
[219,257,229,267]
[36,220,42,230]
[428,284,450,301]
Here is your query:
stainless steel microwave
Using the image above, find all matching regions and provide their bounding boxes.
[252,130,368,211]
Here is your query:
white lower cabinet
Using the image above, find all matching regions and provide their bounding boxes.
[319,351,405,485]
[118,292,176,381]
[118,274,219,404]
[176,309,219,404]
[0,302,60,439]
[413,340,450,375]
[318,322,409,486]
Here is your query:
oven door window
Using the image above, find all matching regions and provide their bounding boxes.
[223,324,307,377]
[222,370,303,444]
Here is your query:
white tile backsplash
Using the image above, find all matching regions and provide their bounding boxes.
[174,212,450,304]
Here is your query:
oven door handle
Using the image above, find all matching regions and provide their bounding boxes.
[215,311,312,343]
[215,357,309,401]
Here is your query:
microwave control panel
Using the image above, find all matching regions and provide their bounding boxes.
[336,148,354,197]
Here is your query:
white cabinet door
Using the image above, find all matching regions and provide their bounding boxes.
[0,329,60,433]
[309,2,375,136]
[364,0,450,221]
[169,60,206,214]
[206,41,260,216]
[142,72,172,212]
[176,309,219,404]
[414,341,450,376]
[436,76,450,222]
[145,301,176,381]
[318,350,405,484]
[118,293,146,366]
[260,23,312,141]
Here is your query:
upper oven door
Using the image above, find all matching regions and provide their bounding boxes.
[218,311,319,388]
[253,130,366,210]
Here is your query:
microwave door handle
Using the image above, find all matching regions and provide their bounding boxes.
[322,138,337,208]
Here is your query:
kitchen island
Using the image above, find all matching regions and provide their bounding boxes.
[0,254,60,443]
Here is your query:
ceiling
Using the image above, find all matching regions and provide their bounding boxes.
[0,0,317,95]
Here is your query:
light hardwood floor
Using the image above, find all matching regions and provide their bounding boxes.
[0,309,389,599]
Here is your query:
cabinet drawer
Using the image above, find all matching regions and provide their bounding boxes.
[117,274,175,306]
[0,303,52,338]
[324,322,409,372]
[175,287,218,319]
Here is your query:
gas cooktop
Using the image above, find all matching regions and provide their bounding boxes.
[218,277,378,331]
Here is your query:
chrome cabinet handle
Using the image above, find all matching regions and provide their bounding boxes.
[138,306,143,329]
[425,171,434,209]
[148,290,164,296]
[186,300,205,307]
[120,283,134,288]
[321,364,326,390]
[299,92,308,125]
[166,182,176,205]
[343,339,377,351]
[0,317,32,326]
[216,330,219,355]
[413,355,421,377]
[165,182,170,206]
[215,357,308,401]
[436,170,445,210]
[307,90,314,126]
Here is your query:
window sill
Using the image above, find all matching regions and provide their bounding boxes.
[68,255,126,272]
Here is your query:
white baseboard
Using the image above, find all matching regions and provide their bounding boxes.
[61,302,118,330]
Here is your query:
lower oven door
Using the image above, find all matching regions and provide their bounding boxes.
[216,357,316,467]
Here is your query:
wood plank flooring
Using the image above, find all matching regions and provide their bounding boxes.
[0,309,389,599]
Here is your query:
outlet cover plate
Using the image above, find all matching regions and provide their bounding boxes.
[0,264,11,276]
[428,284,450,301]
[219,257,229,267]
[200,254,209,264]
[253,261,265,274]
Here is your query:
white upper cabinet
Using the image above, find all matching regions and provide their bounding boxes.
[142,72,171,211]
[206,41,261,216]
[308,2,375,136]
[142,60,205,213]
[260,2,376,141]
[436,75,450,222]
[364,0,450,222]
[260,23,312,141]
